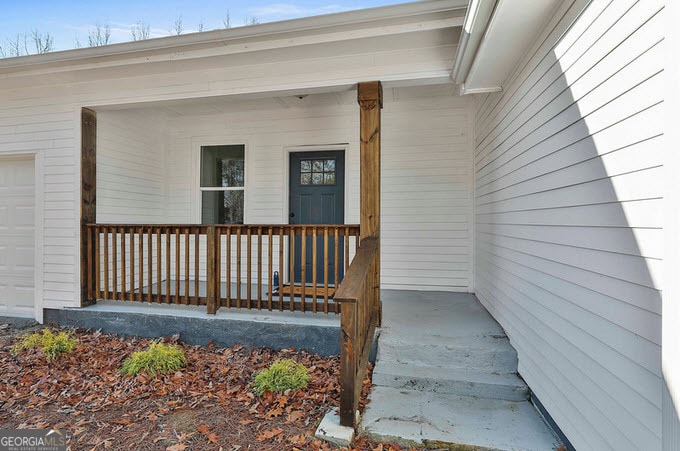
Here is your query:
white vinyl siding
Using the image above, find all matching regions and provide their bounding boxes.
[97,110,167,223]
[473,1,663,450]
[382,90,473,291]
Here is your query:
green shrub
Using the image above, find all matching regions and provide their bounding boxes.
[253,359,311,396]
[119,341,187,377]
[11,328,78,361]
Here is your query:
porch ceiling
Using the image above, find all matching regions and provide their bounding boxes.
[92,83,460,117]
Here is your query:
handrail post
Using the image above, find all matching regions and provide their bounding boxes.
[339,299,357,427]
[207,225,217,314]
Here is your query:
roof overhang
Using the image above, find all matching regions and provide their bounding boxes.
[451,0,562,95]
[0,0,467,93]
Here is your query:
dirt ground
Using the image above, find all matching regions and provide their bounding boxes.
[0,322,417,451]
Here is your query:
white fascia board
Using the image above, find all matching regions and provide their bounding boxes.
[451,0,498,84]
[0,0,466,75]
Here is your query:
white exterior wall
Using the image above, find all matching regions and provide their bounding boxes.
[473,1,663,450]
[97,110,167,223]
[0,3,462,314]
[162,85,474,291]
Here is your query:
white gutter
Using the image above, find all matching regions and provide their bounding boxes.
[450,0,497,84]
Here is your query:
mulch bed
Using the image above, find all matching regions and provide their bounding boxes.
[0,325,416,450]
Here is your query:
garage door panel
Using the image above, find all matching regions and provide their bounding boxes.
[0,157,35,317]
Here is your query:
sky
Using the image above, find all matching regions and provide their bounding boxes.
[0,0,411,56]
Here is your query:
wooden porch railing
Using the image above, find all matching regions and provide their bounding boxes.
[335,236,380,427]
[84,224,360,314]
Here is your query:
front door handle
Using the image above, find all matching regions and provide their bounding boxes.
[289,212,295,224]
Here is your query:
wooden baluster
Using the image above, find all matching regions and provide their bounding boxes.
[300,226,306,313]
[138,227,143,302]
[112,228,118,300]
[130,228,135,301]
[312,226,317,313]
[175,227,180,304]
[147,227,152,302]
[165,228,171,304]
[257,227,263,310]
[278,228,284,310]
[182,228,188,304]
[195,228,200,304]
[334,227,339,299]
[96,227,102,300]
[324,226,329,314]
[103,227,109,300]
[206,225,217,314]
[216,227,221,305]
[247,227,252,309]
[345,226,350,273]
[268,227,273,311]
[121,227,127,301]
[289,227,295,312]
[87,226,93,300]
[156,228,161,303]
[236,227,242,308]
[226,227,231,308]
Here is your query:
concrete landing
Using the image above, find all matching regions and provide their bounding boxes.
[362,386,558,450]
[362,290,559,450]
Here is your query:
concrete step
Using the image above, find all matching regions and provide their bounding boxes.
[377,335,518,374]
[372,361,528,402]
[361,386,558,451]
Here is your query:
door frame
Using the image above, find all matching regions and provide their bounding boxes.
[281,144,349,283]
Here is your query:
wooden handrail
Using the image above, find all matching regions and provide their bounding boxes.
[84,223,360,314]
[336,236,379,427]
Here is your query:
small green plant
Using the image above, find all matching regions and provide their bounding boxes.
[119,340,187,377]
[253,358,311,396]
[11,328,78,361]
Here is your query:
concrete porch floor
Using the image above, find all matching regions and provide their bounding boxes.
[362,290,559,450]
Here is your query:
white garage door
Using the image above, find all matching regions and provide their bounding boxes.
[0,157,35,317]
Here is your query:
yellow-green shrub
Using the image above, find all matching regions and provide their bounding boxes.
[253,359,311,396]
[119,341,187,377]
[11,329,78,361]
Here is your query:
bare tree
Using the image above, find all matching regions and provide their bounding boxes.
[31,29,53,54]
[171,15,183,35]
[223,10,231,28]
[244,16,260,26]
[198,20,205,32]
[88,24,111,46]
[1,33,29,57]
[131,20,151,41]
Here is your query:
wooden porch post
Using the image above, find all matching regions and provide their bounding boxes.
[80,108,97,307]
[358,81,382,324]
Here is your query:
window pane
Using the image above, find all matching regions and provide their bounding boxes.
[301,160,311,172]
[324,159,335,171]
[200,145,244,188]
[201,191,244,224]
[312,160,323,172]
[301,173,312,185]
[324,172,335,185]
[312,173,323,185]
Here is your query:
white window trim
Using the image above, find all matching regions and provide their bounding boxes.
[191,139,249,224]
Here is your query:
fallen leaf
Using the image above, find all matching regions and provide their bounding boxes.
[256,427,283,441]
[197,424,209,434]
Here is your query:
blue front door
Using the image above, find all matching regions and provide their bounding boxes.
[289,151,345,285]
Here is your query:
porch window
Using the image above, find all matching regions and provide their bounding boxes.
[200,145,244,224]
